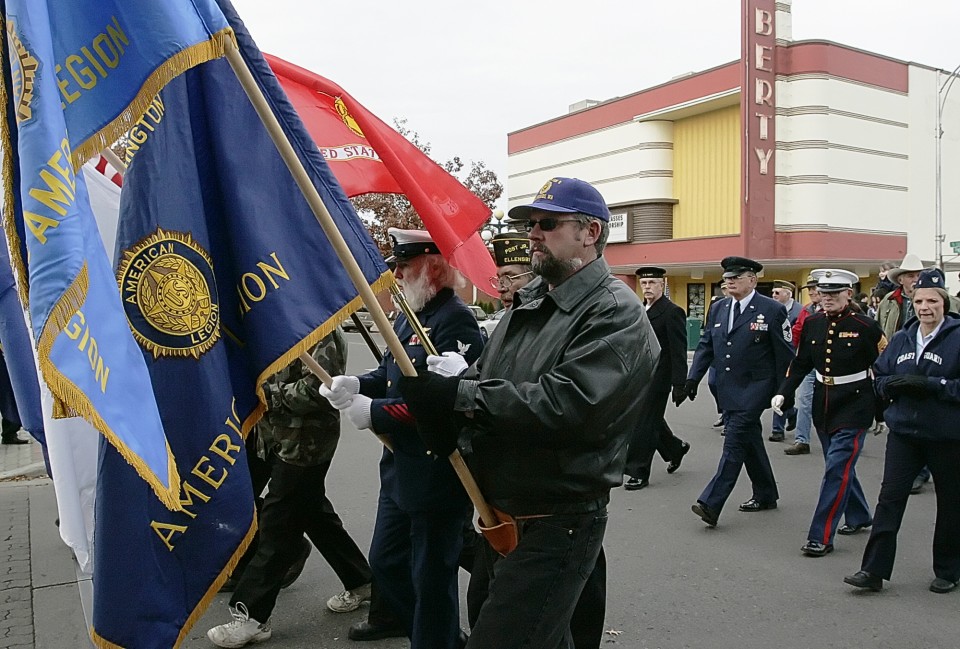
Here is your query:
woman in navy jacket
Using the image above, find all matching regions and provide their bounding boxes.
[845,268,960,594]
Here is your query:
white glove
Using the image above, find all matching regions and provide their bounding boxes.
[319,375,360,410]
[871,421,889,436]
[427,352,468,377]
[344,394,373,430]
[771,395,785,416]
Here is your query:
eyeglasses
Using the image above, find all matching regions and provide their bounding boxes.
[489,271,534,290]
[522,217,580,233]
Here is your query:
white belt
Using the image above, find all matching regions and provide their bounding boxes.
[815,370,869,386]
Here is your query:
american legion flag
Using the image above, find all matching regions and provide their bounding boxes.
[2,0,391,646]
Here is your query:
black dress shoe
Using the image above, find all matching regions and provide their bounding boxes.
[929,578,959,594]
[837,522,871,536]
[348,620,407,641]
[624,476,649,491]
[1,434,29,445]
[768,431,785,442]
[739,498,777,512]
[691,502,719,527]
[800,540,833,557]
[666,441,690,474]
[844,570,882,591]
[910,475,927,495]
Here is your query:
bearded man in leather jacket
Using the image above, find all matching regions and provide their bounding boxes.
[399,177,659,649]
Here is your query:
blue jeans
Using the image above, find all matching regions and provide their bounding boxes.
[699,410,779,513]
[807,427,871,545]
[468,510,607,649]
[793,371,815,444]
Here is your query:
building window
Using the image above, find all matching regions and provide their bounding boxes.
[687,283,705,320]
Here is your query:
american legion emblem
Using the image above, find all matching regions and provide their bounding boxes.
[117,229,220,358]
[6,20,39,124]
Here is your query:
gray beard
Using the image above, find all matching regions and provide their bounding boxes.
[394,272,438,313]
[532,252,583,286]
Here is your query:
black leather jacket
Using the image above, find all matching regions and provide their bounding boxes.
[455,258,660,516]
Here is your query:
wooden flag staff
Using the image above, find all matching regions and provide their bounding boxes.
[221,41,496,528]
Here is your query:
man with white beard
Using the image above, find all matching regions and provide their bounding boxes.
[320,228,484,649]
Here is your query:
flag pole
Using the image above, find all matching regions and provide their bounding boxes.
[221,41,496,528]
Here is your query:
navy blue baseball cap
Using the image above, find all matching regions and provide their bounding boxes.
[914,267,946,290]
[508,177,611,222]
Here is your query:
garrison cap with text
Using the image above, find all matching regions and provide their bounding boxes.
[491,233,531,267]
[914,267,946,290]
[508,177,611,222]
[721,256,763,278]
[387,227,441,261]
[810,268,858,293]
[635,266,667,279]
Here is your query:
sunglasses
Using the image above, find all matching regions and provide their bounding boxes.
[522,217,581,233]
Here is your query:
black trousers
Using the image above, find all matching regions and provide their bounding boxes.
[467,537,606,649]
[468,510,607,649]
[623,385,686,480]
[230,457,372,622]
[861,432,960,582]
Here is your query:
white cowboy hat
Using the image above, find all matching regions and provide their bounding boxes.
[886,253,925,284]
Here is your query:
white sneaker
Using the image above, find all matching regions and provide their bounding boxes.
[326,582,372,613]
[206,603,272,648]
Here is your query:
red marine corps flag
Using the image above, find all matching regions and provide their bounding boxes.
[265,54,497,295]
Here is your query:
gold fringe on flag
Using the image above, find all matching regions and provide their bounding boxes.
[36,263,183,512]
[0,18,31,312]
[245,270,396,435]
[71,27,237,171]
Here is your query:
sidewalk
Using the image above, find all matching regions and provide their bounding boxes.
[0,438,92,649]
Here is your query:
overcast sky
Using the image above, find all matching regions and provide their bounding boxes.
[230,0,960,208]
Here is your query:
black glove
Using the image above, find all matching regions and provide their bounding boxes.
[671,384,686,406]
[397,372,462,457]
[683,379,698,402]
[885,375,930,398]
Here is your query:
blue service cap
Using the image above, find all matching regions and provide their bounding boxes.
[914,267,946,290]
[508,177,611,222]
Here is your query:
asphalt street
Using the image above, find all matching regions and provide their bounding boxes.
[6,331,959,648]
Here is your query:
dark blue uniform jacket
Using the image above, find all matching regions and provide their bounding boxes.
[357,287,484,512]
[874,313,960,442]
[688,292,795,412]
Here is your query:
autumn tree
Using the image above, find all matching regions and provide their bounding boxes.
[350,119,503,257]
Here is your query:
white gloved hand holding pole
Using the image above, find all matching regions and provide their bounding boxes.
[771,395,785,416]
[319,375,360,410]
[426,352,468,377]
[344,395,373,430]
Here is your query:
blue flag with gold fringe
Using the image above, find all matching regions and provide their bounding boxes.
[90,0,391,646]
[1,0,233,510]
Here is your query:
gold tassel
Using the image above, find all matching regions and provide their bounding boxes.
[71,28,237,171]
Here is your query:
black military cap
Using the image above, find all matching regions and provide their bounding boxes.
[635,266,666,279]
[914,267,946,289]
[491,233,531,267]
[387,228,440,262]
[721,256,763,278]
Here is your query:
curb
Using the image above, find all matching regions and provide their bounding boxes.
[0,461,48,481]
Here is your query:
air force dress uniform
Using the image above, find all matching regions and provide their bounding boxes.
[356,229,484,649]
[776,269,886,556]
[686,257,795,525]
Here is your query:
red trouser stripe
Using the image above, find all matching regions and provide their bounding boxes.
[822,431,862,543]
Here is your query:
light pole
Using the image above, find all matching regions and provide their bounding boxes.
[479,209,514,246]
[935,62,960,270]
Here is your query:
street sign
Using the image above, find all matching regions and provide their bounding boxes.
[950,240,960,248]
